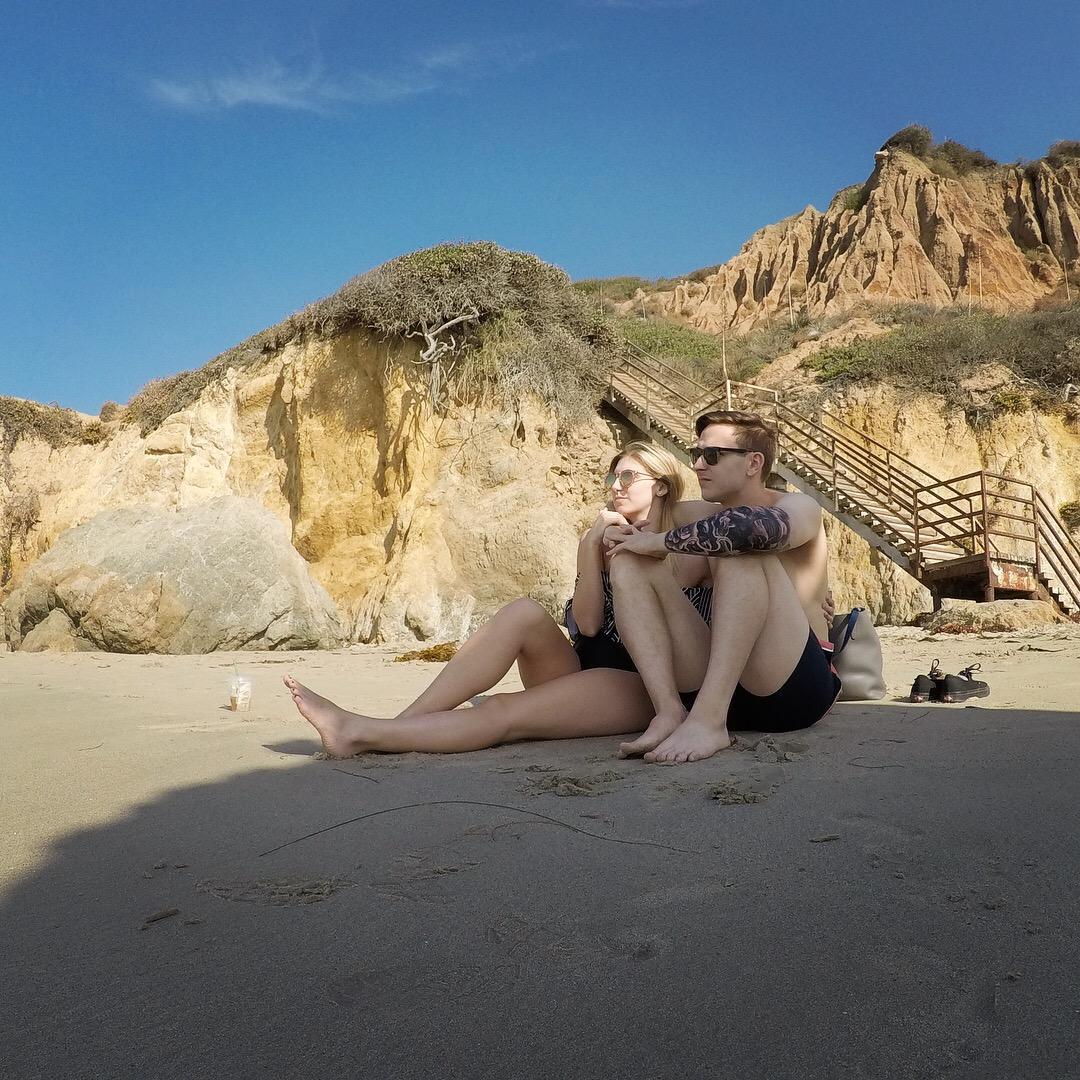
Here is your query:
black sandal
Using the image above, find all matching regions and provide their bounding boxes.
[939,664,990,704]
[909,659,945,703]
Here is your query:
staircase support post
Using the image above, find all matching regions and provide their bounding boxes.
[1032,505,1042,584]
[980,471,995,602]
[913,487,922,576]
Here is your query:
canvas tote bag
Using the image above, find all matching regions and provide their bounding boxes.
[829,608,887,701]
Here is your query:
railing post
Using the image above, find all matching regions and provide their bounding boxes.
[1032,496,1042,585]
[726,380,732,410]
[645,376,651,431]
[831,436,837,495]
[886,450,894,507]
[980,471,994,601]
[912,486,922,573]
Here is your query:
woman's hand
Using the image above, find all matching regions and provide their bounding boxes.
[588,510,628,543]
[605,524,668,558]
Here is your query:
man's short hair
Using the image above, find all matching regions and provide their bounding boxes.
[694,409,777,477]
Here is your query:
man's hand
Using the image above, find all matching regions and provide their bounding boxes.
[604,525,668,559]
[822,589,836,623]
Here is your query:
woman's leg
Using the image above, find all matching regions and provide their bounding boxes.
[607,554,712,757]
[396,598,580,719]
[283,668,655,756]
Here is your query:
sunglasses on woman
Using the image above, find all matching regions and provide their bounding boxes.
[689,445,753,466]
[604,469,653,490]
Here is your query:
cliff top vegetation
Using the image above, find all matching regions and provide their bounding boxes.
[125,242,620,433]
[802,302,1080,420]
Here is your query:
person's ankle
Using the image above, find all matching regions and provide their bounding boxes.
[655,696,687,717]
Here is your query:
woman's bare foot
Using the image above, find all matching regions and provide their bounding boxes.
[618,705,687,758]
[644,717,732,764]
[283,675,370,758]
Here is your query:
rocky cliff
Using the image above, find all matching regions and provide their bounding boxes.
[0,329,624,645]
[632,151,1080,334]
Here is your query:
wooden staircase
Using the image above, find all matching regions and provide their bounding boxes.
[603,340,1080,616]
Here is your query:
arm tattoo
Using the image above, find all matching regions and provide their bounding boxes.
[664,505,791,557]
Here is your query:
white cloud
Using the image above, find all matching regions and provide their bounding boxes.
[151,39,546,114]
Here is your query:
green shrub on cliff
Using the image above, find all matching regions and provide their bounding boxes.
[618,316,798,388]
[574,276,655,303]
[0,397,85,450]
[882,125,933,158]
[880,125,998,176]
[1060,502,1080,531]
[1046,140,1080,165]
[127,242,620,432]
[801,303,1080,412]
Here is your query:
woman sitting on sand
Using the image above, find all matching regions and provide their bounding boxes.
[284,441,713,756]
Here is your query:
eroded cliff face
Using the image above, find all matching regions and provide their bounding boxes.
[632,153,1080,334]
[1,330,623,643]
[4,325,1078,639]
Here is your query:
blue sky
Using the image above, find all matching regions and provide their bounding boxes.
[3,0,1078,413]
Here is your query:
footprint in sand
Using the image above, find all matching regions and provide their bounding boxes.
[523,770,626,797]
[196,877,353,905]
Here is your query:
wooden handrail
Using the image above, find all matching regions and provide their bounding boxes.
[623,341,712,397]
[773,401,966,543]
[1040,539,1080,598]
[774,399,927,497]
[1035,493,1080,562]
[1033,494,1080,608]
[818,404,951,492]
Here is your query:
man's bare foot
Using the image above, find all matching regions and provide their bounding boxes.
[283,675,369,758]
[618,705,687,758]
[644,717,732,764]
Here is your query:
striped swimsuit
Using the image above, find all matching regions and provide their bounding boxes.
[566,572,713,673]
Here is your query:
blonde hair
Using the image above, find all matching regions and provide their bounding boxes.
[608,440,686,533]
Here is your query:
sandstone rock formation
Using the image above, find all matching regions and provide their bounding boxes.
[630,152,1080,334]
[1,497,345,652]
[0,330,626,646]
[922,598,1065,632]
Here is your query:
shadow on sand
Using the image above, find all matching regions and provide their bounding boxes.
[3,702,1079,1079]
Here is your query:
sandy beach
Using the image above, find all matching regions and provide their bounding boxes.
[3,628,1080,1079]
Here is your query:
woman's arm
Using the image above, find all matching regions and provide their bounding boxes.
[571,511,625,636]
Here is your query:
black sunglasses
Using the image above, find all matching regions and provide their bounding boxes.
[689,445,753,466]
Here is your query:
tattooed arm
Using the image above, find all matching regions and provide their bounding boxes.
[666,493,823,556]
[608,493,821,559]
[664,504,791,556]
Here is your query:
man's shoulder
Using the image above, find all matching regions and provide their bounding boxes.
[775,491,824,547]
[776,490,821,514]
[671,499,718,527]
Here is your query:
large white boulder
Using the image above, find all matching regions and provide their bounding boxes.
[1,496,344,653]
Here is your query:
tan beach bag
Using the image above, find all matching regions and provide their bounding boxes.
[829,608,886,701]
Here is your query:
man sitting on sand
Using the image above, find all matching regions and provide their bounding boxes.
[604,409,840,763]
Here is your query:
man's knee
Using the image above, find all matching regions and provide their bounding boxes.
[710,555,775,584]
[708,557,777,600]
